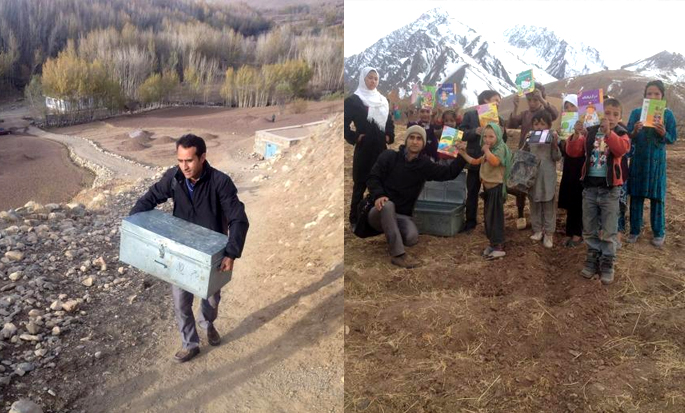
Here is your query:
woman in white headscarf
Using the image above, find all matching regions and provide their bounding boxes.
[345,67,395,224]
[558,94,584,247]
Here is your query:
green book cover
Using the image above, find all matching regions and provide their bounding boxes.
[559,112,579,140]
[418,85,437,108]
[515,69,535,96]
[639,98,667,127]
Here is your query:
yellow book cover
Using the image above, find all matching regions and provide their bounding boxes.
[477,103,499,128]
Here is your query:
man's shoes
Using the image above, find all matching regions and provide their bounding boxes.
[530,231,543,242]
[482,245,494,257]
[174,347,200,363]
[543,234,553,249]
[516,218,527,230]
[206,325,221,346]
[391,254,420,268]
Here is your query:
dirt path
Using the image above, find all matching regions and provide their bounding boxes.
[82,191,343,413]
[1,110,343,412]
[66,116,343,412]
[27,126,156,182]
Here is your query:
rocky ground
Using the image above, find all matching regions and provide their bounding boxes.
[1,113,343,412]
[0,179,176,411]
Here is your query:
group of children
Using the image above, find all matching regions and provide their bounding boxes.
[412,80,677,284]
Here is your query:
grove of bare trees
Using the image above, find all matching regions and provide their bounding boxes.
[0,0,343,116]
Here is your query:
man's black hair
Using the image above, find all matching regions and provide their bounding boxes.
[176,134,207,157]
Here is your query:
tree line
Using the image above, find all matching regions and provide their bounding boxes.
[0,0,343,115]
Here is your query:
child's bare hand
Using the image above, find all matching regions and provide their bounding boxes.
[632,121,643,135]
[533,89,546,104]
[513,95,520,108]
[551,131,559,145]
[654,120,666,137]
[456,141,467,151]
[476,127,482,135]
[482,143,491,153]
[600,118,611,135]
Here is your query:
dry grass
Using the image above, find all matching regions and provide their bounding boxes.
[345,123,685,411]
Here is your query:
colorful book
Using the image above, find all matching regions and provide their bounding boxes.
[529,129,551,144]
[436,83,459,107]
[559,112,579,140]
[578,89,604,128]
[437,126,463,158]
[419,85,436,108]
[477,103,499,128]
[639,98,667,127]
[515,69,535,96]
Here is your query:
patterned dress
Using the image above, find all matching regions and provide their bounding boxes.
[626,107,677,237]
[626,108,677,200]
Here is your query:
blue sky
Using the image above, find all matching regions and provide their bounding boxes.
[344,0,685,69]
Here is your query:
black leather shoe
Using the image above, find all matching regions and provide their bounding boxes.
[174,347,200,363]
[206,325,221,346]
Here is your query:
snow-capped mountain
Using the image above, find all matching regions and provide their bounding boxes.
[503,25,607,79]
[344,7,557,107]
[620,51,685,83]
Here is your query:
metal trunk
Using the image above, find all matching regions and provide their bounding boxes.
[120,210,231,299]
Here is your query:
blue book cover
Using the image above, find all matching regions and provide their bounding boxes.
[436,83,458,107]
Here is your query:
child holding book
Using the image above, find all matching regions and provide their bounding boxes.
[565,98,631,284]
[509,83,559,230]
[522,111,561,248]
[558,94,584,247]
[430,109,459,161]
[456,123,512,259]
[625,80,678,247]
[458,90,508,232]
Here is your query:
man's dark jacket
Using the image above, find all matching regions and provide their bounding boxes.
[129,162,249,259]
[367,146,467,216]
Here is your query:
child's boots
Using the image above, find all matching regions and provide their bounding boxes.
[599,255,615,285]
[581,249,600,279]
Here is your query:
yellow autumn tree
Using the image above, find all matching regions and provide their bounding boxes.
[220,67,235,106]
